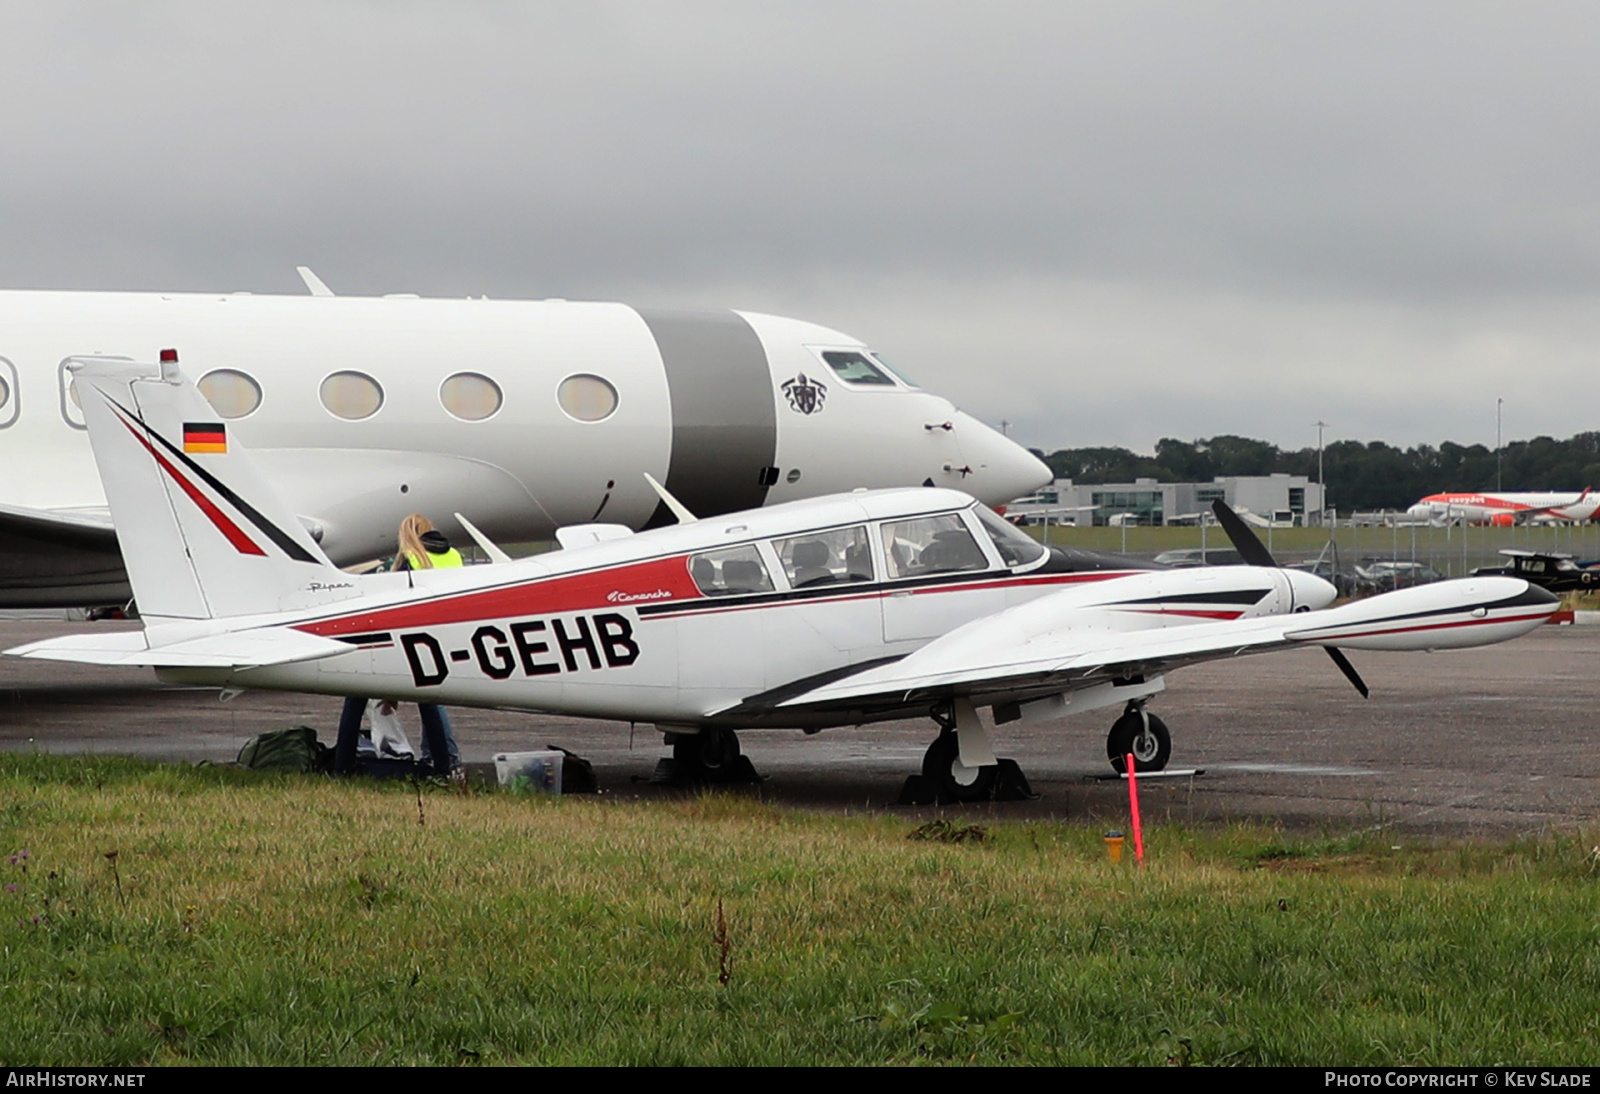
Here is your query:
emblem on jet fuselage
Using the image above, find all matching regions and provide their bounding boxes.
[782,373,827,415]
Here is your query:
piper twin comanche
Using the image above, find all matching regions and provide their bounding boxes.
[9,358,1561,800]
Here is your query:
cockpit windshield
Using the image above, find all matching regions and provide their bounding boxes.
[974,504,1047,567]
[821,350,896,386]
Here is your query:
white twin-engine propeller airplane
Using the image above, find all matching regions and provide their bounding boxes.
[9,358,1560,800]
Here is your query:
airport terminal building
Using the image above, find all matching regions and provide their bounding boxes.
[1009,474,1326,527]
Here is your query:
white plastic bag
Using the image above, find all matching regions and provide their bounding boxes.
[369,701,415,759]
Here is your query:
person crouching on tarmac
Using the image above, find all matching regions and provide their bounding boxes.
[334,514,463,777]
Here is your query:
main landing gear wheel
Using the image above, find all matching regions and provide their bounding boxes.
[672,726,743,777]
[1106,705,1171,774]
[922,731,1000,803]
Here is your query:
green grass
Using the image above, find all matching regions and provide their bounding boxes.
[3,754,1600,1065]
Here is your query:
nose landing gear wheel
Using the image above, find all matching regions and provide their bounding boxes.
[1106,707,1171,774]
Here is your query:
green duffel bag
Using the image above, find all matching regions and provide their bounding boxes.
[237,726,331,773]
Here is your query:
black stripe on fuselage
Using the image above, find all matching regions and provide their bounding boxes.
[334,632,394,646]
[720,654,910,716]
[637,309,776,525]
[107,395,318,563]
[1109,588,1270,607]
[635,567,1130,617]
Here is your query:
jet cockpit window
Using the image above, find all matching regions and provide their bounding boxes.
[869,352,919,388]
[319,371,384,420]
[820,350,896,387]
[687,544,775,597]
[973,504,1047,567]
[198,369,263,419]
[440,372,503,421]
[880,514,990,579]
[774,525,873,588]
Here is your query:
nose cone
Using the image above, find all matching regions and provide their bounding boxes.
[954,411,1052,507]
[1406,503,1430,519]
[1288,570,1338,611]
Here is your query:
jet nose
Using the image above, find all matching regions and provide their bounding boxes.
[952,411,1052,507]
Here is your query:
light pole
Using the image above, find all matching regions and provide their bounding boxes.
[1496,397,1504,493]
[1315,419,1327,525]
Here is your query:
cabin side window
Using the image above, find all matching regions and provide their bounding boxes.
[0,357,18,429]
[773,525,873,588]
[880,514,989,579]
[687,544,775,597]
[198,369,263,419]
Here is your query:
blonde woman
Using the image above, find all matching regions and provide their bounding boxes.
[395,514,462,571]
[334,514,462,776]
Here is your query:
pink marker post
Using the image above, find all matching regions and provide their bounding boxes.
[1126,753,1145,866]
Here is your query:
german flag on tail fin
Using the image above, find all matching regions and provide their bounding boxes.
[183,422,226,454]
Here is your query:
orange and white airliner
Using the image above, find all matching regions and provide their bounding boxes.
[7,357,1560,801]
[1407,489,1598,526]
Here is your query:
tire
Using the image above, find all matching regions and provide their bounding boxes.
[1106,710,1171,774]
[921,732,999,802]
[673,726,741,774]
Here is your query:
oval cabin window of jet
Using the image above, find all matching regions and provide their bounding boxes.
[556,374,618,422]
[0,358,17,428]
[439,372,503,421]
[319,371,384,420]
[197,369,263,419]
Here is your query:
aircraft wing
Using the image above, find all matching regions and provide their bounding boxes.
[761,577,1557,720]
[7,625,354,669]
[0,502,132,607]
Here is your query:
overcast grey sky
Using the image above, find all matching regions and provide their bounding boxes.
[2,1,1597,454]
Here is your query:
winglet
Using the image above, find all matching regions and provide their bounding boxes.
[453,512,512,563]
[644,473,697,524]
[296,266,335,297]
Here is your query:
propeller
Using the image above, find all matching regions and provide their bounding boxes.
[1210,499,1370,699]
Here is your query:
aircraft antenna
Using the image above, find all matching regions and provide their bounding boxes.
[296,267,335,297]
[644,473,697,524]
[453,513,512,564]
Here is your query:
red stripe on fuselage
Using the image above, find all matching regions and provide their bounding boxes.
[296,555,703,636]
[116,415,266,557]
[1120,608,1245,620]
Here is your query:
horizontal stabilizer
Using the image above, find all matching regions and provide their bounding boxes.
[0,502,117,549]
[7,625,353,669]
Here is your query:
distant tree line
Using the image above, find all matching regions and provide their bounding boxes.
[1031,434,1600,512]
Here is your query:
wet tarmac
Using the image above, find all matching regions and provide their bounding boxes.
[1,619,1597,837]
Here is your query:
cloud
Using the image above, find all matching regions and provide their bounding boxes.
[1,1,1597,451]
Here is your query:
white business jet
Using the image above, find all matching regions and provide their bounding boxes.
[9,358,1557,799]
[0,280,1048,606]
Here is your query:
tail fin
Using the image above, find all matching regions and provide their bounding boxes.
[71,355,360,621]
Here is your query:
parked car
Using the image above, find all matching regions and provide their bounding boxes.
[1352,559,1444,595]
[1152,547,1245,568]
